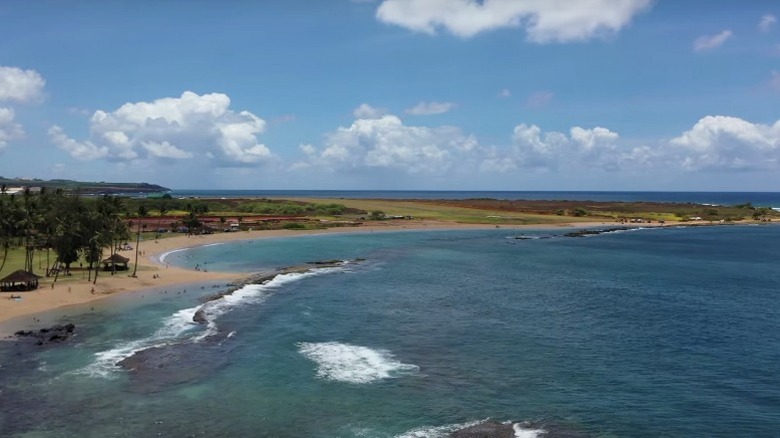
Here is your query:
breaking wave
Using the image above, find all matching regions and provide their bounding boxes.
[80,267,346,378]
[298,341,419,384]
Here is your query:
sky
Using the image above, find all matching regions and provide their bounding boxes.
[0,0,779,191]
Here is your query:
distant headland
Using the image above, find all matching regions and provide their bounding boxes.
[0,177,169,196]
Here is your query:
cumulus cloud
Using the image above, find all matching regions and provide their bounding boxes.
[301,113,478,174]
[50,91,272,165]
[693,30,733,51]
[0,107,24,151]
[297,110,780,180]
[510,124,633,170]
[509,117,780,173]
[759,14,777,33]
[353,103,387,119]
[671,115,780,170]
[375,0,652,42]
[0,66,45,103]
[405,101,456,115]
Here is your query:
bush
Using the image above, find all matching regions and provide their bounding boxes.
[368,211,386,220]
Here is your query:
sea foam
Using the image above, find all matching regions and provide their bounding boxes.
[79,306,203,378]
[513,423,545,438]
[395,421,544,438]
[298,341,419,384]
[82,267,346,378]
[395,420,484,438]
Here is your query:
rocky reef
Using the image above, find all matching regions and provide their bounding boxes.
[13,323,76,346]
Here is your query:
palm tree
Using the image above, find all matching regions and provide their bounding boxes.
[131,204,148,277]
[0,193,20,274]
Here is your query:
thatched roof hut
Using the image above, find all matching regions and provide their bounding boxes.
[0,269,41,292]
[102,253,130,271]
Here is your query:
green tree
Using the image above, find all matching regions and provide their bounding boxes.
[368,211,386,220]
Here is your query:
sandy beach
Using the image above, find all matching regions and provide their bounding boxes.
[0,219,659,335]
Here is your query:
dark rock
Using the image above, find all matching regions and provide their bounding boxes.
[564,227,634,237]
[193,258,364,324]
[450,421,514,438]
[192,308,208,324]
[116,335,235,392]
[306,259,343,265]
[13,323,76,345]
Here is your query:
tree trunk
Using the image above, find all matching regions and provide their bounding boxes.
[93,249,102,285]
[132,222,141,277]
[0,246,8,273]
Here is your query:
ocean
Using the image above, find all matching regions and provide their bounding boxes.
[169,190,780,207]
[1,225,779,437]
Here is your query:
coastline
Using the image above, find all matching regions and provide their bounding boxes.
[0,219,670,336]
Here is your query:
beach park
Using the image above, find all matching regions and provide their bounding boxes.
[0,191,773,335]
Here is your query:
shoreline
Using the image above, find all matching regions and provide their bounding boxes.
[0,218,707,336]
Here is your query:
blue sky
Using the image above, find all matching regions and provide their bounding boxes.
[1,0,779,191]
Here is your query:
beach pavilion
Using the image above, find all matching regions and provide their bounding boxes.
[0,269,42,292]
[101,253,130,272]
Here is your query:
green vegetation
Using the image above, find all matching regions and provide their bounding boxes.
[0,178,169,195]
[0,189,131,283]
[236,200,350,216]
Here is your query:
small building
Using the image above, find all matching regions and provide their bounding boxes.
[0,269,41,292]
[102,253,130,271]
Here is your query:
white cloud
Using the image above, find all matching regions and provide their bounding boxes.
[375,0,652,42]
[509,117,780,173]
[353,103,387,119]
[295,112,780,183]
[50,91,272,165]
[405,101,456,115]
[671,115,780,170]
[498,89,511,98]
[48,125,108,160]
[302,114,478,174]
[759,14,777,33]
[693,30,733,51]
[0,66,45,103]
[510,124,629,169]
[0,107,24,151]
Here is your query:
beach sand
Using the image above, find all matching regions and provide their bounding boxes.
[0,219,656,335]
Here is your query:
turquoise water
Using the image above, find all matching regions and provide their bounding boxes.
[1,226,780,437]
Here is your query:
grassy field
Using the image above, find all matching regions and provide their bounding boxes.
[285,197,589,225]
[284,197,769,224]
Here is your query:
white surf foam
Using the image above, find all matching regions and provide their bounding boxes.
[395,420,484,438]
[80,266,346,378]
[197,268,344,327]
[298,341,419,384]
[513,423,545,438]
[79,306,204,378]
[158,247,190,264]
[158,242,224,264]
[395,420,545,438]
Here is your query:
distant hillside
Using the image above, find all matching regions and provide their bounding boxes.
[0,178,170,195]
